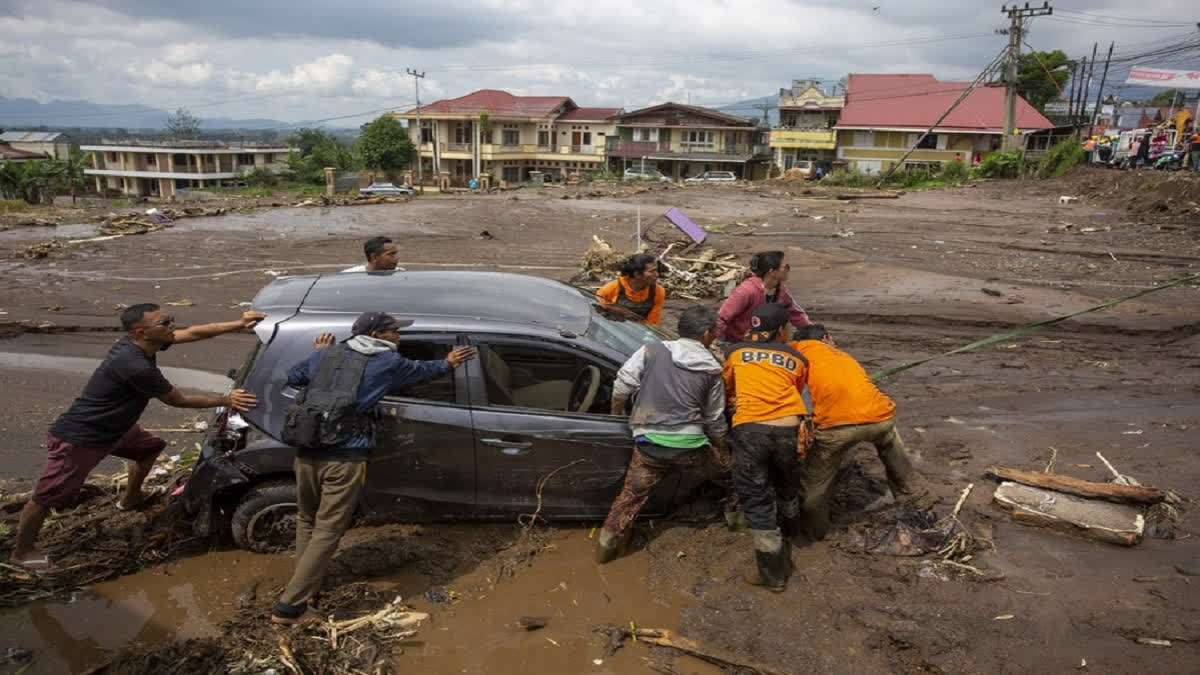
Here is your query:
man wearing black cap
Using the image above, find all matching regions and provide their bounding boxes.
[271,311,475,625]
[722,303,810,593]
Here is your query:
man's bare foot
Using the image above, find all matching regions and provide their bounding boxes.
[9,553,54,572]
[116,485,166,511]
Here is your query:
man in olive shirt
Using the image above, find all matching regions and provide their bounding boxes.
[9,304,262,571]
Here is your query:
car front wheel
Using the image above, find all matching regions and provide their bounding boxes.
[231,480,297,553]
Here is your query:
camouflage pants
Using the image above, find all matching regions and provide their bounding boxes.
[601,443,738,538]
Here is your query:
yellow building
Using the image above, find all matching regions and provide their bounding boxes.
[606,103,771,180]
[768,80,843,170]
[397,90,620,186]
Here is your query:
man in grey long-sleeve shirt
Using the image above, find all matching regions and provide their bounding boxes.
[596,305,746,564]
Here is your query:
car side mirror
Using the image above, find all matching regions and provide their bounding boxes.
[227,368,237,380]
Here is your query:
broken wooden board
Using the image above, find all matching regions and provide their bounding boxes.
[993,481,1144,546]
[986,466,1165,505]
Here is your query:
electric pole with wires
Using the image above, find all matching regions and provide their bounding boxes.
[1001,2,1053,146]
[407,68,426,186]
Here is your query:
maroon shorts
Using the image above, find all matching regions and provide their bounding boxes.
[32,425,166,508]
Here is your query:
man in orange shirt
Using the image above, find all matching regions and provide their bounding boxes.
[791,325,932,540]
[723,303,809,592]
[596,253,665,324]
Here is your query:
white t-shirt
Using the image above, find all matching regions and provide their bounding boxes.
[341,264,405,273]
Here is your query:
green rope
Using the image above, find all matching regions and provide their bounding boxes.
[870,273,1200,381]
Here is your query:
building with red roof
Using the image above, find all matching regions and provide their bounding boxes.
[394,90,621,186]
[834,74,1053,173]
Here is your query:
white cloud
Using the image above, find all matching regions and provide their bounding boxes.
[252,53,355,92]
[0,0,1194,125]
[139,60,215,85]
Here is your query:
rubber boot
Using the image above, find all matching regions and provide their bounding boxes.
[724,509,750,532]
[594,528,620,564]
[743,529,788,593]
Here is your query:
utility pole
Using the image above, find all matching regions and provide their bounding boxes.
[407,68,426,185]
[1088,42,1114,137]
[1001,2,1053,147]
[1066,60,1079,122]
[1080,43,1097,128]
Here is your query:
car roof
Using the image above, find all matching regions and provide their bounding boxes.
[294,270,593,334]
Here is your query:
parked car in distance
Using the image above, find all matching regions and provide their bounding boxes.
[182,271,692,552]
[622,167,673,183]
[789,160,815,179]
[359,182,416,196]
[685,171,737,183]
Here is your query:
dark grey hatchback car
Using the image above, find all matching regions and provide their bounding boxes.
[183,270,691,551]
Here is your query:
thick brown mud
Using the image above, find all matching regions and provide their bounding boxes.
[0,170,1197,673]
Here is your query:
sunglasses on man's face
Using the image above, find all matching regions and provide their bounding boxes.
[149,316,176,327]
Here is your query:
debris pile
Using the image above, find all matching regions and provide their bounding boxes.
[98,213,172,236]
[573,235,746,299]
[105,583,430,675]
[0,465,196,607]
[16,238,68,259]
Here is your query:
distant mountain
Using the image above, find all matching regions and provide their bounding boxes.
[0,96,287,130]
[715,96,778,126]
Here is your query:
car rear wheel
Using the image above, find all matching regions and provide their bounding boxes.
[231,480,297,553]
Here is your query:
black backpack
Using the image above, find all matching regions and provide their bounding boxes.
[281,347,374,450]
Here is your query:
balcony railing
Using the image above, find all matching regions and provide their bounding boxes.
[446,142,472,152]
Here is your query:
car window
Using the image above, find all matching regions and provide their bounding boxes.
[585,301,675,356]
[387,339,456,403]
[476,341,615,415]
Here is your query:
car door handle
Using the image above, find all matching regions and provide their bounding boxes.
[480,438,534,455]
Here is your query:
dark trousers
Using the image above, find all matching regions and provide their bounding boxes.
[730,423,802,532]
[601,442,737,538]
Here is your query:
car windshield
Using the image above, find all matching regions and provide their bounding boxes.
[574,289,676,356]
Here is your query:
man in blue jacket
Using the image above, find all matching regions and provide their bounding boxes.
[271,311,475,625]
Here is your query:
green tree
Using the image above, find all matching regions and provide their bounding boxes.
[1017,50,1070,111]
[165,107,201,139]
[0,159,74,204]
[1147,89,1181,106]
[355,115,415,174]
[285,128,355,184]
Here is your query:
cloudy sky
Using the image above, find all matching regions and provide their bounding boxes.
[1,0,1197,125]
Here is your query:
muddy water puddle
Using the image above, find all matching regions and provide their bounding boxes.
[2,527,707,674]
[1,551,293,674]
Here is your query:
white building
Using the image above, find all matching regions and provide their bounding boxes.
[0,131,69,160]
[82,140,293,197]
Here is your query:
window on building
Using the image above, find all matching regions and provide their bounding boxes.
[635,128,658,142]
[146,154,156,164]
[239,153,256,164]
[681,130,714,147]
[537,130,551,147]
[421,122,434,144]
[502,129,520,146]
[916,134,938,150]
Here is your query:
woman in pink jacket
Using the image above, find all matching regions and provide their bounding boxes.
[716,251,813,346]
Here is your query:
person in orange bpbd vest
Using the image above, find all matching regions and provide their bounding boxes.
[596,253,665,325]
[723,303,809,593]
[790,324,934,541]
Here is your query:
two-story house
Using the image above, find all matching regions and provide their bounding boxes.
[834,74,1052,173]
[768,80,844,171]
[605,103,771,180]
[397,90,619,186]
[82,140,293,197]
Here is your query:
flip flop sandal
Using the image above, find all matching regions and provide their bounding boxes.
[115,485,167,511]
[270,608,324,626]
[9,555,55,572]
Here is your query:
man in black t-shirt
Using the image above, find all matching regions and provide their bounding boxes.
[9,303,264,571]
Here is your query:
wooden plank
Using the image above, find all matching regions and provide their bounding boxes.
[986,466,1164,504]
[993,482,1144,546]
